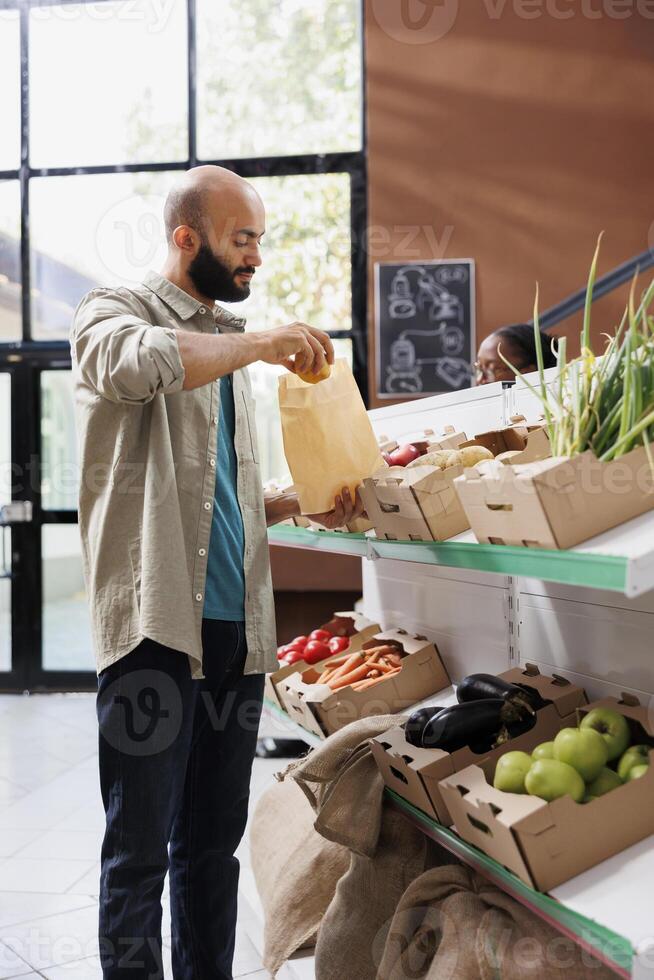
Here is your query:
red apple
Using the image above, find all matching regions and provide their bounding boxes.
[388,444,422,467]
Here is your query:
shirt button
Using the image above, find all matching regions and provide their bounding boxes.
[199,306,206,315]
[212,416,218,425]
[198,548,206,557]
[204,501,212,511]
[209,457,216,468]
[195,592,203,602]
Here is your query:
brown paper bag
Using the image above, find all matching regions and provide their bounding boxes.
[278,358,384,514]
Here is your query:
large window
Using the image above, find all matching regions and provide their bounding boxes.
[0,0,366,687]
[1,0,367,484]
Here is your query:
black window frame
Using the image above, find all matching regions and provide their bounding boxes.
[0,0,369,400]
[0,0,368,692]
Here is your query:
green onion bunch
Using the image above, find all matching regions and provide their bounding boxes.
[502,235,654,465]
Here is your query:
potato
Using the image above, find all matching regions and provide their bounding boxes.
[407,449,460,470]
[458,445,494,468]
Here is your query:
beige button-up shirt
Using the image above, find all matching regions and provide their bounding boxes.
[70,271,278,680]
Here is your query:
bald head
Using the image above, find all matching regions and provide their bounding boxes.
[164,165,262,246]
[162,165,265,304]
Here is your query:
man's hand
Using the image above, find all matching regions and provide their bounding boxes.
[307,487,366,530]
[259,322,335,377]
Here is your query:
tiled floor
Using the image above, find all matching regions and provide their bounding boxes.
[0,692,313,979]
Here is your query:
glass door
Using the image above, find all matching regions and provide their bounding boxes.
[0,371,13,679]
[0,350,96,692]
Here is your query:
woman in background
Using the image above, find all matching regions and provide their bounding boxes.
[475,323,557,385]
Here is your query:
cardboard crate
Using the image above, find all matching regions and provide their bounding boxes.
[305,516,374,534]
[439,694,654,892]
[379,426,467,459]
[461,416,542,457]
[494,426,550,466]
[264,611,380,712]
[454,443,654,549]
[371,665,586,825]
[280,628,450,740]
[360,464,470,542]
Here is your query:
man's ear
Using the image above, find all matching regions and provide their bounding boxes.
[172,225,199,255]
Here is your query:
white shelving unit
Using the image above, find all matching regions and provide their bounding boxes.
[268,373,654,979]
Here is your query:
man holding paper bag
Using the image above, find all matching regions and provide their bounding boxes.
[71,165,364,979]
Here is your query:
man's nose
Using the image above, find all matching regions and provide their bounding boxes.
[247,244,263,268]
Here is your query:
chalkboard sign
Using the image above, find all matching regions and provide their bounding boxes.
[374,259,475,399]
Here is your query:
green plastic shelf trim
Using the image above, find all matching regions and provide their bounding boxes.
[268,525,628,593]
[262,697,324,748]
[268,525,368,556]
[387,790,632,977]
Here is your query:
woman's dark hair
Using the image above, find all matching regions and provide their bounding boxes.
[493,323,558,370]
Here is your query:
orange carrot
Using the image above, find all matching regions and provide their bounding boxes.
[351,668,402,691]
[328,662,374,689]
[318,655,351,684]
[323,652,364,685]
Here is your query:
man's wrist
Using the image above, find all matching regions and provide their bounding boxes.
[245,330,270,364]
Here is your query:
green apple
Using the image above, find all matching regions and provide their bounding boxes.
[580,707,630,762]
[582,794,597,804]
[493,751,533,793]
[553,727,608,782]
[531,741,555,761]
[586,767,623,797]
[626,764,649,782]
[617,745,650,782]
[525,759,585,803]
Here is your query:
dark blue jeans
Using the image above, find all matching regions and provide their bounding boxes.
[96,619,265,980]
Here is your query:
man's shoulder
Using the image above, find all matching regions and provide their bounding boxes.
[71,283,156,334]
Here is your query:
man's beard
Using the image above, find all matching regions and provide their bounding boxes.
[188,243,255,303]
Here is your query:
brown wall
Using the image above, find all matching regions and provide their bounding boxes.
[365,2,654,407]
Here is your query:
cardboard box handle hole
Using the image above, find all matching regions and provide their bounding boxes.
[380,502,401,514]
[467,814,492,836]
[487,503,513,512]
[389,765,409,786]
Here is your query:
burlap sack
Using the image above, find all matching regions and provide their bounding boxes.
[376,865,619,980]
[277,714,460,980]
[315,803,458,980]
[250,778,349,977]
[277,714,406,856]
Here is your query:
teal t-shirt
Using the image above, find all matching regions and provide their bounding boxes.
[203,375,246,622]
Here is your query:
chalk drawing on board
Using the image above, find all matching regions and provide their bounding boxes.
[375,260,475,399]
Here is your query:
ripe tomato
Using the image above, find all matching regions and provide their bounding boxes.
[291,635,309,648]
[328,636,350,655]
[309,629,332,643]
[277,645,291,661]
[283,649,307,665]
[303,640,331,664]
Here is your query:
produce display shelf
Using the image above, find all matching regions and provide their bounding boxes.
[387,790,633,978]
[260,696,643,978]
[269,510,654,597]
[269,524,369,557]
[263,696,324,748]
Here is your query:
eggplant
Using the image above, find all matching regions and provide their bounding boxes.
[421,698,530,752]
[404,706,445,747]
[456,673,546,715]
